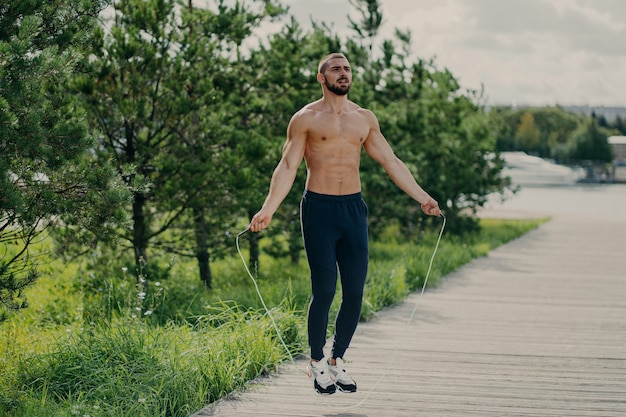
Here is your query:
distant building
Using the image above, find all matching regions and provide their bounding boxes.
[609,136,626,160]
[609,136,626,182]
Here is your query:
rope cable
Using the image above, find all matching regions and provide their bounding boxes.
[235,214,446,409]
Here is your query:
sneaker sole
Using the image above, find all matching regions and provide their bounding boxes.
[336,383,357,393]
[315,387,336,395]
[307,368,336,395]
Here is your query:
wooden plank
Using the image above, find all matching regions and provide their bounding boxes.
[192,212,626,417]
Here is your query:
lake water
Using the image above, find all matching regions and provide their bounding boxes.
[482,183,626,220]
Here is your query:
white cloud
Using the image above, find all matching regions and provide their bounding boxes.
[283,0,351,30]
[285,0,626,106]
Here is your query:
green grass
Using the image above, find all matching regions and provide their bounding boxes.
[1,306,303,417]
[0,217,546,416]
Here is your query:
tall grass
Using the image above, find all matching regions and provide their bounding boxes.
[2,305,303,417]
[0,217,545,416]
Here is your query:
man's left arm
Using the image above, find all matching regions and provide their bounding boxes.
[362,110,441,216]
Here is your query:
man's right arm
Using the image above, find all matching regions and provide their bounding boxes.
[249,112,307,232]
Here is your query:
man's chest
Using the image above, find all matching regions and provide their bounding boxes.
[307,113,370,144]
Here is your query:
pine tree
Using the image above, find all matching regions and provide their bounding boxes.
[345,1,506,235]
[570,119,613,163]
[0,0,127,313]
[75,0,285,287]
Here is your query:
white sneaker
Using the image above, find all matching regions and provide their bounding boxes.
[328,357,357,393]
[307,359,336,395]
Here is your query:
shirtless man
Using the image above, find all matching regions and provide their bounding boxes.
[249,52,441,395]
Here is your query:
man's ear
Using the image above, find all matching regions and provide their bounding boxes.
[317,72,324,84]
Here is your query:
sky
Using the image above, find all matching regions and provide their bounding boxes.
[281,0,626,107]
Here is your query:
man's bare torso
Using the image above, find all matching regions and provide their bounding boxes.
[297,100,372,195]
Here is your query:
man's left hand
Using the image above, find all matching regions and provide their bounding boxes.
[420,198,442,217]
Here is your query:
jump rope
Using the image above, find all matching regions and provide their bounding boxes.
[236,213,446,410]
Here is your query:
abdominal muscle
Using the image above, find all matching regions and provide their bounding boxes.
[304,146,362,195]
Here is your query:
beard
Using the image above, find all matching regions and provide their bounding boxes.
[325,78,351,96]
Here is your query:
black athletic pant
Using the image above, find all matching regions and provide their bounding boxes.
[300,190,369,361]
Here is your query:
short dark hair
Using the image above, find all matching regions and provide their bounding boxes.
[318,53,348,74]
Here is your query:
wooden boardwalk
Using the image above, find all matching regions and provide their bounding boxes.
[192,204,626,416]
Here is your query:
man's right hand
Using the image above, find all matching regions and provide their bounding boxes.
[249,211,273,232]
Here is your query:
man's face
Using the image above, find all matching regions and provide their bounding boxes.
[321,58,352,96]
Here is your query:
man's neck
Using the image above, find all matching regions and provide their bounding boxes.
[321,93,349,115]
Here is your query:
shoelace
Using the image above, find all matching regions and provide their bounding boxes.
[329,359,353,384]
[311,362,334,386]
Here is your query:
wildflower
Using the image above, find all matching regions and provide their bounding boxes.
[137,291,146,300]
[138,398,146,404]
[144,310,153,316]
[122,267,128,272]
[155,281,161,287]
